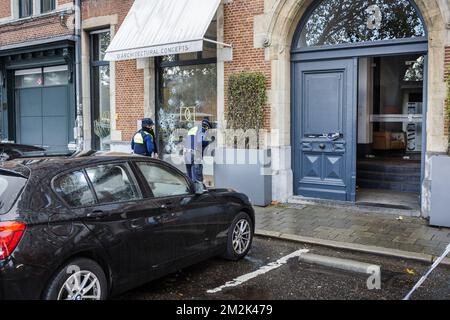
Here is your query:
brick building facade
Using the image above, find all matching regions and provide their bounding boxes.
[1,0,450,220]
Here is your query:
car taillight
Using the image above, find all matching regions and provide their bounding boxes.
[0,221,26,260]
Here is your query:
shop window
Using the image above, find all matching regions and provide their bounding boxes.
[41,0,55,14]
[297,0,425,48]
[157,63,217,155]
[90,30,111,151]
[157,17,217,155]
[19,0,33,18]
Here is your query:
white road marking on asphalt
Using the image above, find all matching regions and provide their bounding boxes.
[404,243,450,300]
[207,249,310,294]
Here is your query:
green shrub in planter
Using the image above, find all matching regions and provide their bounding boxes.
[216,72,272,206]
[227,72,267,148]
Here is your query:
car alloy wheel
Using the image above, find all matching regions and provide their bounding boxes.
[57,270,102,301]
[232,219,251,255]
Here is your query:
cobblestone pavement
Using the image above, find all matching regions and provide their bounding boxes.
[255,204,450,256]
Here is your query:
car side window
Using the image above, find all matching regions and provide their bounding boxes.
[136,162,191,198]
[53,171,96,207]
[85,164,140,204]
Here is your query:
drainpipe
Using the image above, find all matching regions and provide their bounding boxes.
[75,0,83,151]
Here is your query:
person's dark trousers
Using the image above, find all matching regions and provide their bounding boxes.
[186,164,204,182]
[186,164,193,180]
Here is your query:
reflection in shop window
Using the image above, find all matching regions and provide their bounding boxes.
[297,0,425,48]
[158,63,217,155]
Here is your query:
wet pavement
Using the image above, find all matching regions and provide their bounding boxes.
[255,204,450,256]
[116,237,450,300]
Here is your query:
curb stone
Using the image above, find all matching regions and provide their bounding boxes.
[255,229,450,267]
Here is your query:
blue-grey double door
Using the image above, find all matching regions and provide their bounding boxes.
[16,86,69,153]
[293,59,357,201]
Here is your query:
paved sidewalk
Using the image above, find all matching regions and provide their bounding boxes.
[255,204,450,257]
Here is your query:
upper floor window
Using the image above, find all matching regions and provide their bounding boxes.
[296,0,426,48]
[19,0,33,18]
[41,0,56,14]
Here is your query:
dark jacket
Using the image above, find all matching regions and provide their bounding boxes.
[131,129,155,156]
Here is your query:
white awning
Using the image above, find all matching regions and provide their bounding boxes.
[104,0,222,61]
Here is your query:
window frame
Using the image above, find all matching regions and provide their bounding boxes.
[132,160,194,200]
[90,29,112,151]
[40,0,55,14]
[18,0,33,18]
[14,65,69,89]
[292,0,428,53]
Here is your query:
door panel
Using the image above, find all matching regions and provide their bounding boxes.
[19,88,42,117]
[161,193,221,260]
[16,86,69,153]
[20,116,43,146]
[42,87,69,152]
[134,161,221,261]
[17,88,43,146]
[293,59,357,201]
[303,72,343,135]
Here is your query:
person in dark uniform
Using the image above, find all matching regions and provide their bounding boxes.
[131,118,158,157]
[184,118,213,182]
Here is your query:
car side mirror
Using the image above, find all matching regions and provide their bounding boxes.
[194,181,207,195]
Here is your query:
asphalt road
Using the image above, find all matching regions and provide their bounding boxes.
[116,237,450,300]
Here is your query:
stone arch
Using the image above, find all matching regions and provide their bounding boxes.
[263,0,448,204]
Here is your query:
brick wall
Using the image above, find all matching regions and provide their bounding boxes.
[223,0,272,130]
[0,0,11,19]
[82,0,144,141]
[0,14,74,47]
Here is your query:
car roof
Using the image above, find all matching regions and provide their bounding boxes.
[2,154,160,180]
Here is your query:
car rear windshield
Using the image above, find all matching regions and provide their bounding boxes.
[0,174,27,215]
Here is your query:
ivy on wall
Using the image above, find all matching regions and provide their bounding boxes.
[226,72,267,132]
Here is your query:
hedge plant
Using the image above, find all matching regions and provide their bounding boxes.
[226,72,267,133]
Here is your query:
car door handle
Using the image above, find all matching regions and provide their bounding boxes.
[86,210,107,219]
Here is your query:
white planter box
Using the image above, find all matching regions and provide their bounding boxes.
[214,148,272,206]
[430,155,450,227]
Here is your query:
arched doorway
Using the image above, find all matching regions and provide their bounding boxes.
[291,0,428,208]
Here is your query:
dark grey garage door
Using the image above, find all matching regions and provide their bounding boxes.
[292,59,357,201]
[15,66,70,153]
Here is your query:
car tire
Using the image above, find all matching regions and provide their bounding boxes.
[222,212,254,261]
[43,258,108,301]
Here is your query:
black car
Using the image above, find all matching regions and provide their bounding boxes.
[0,155,254,300]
